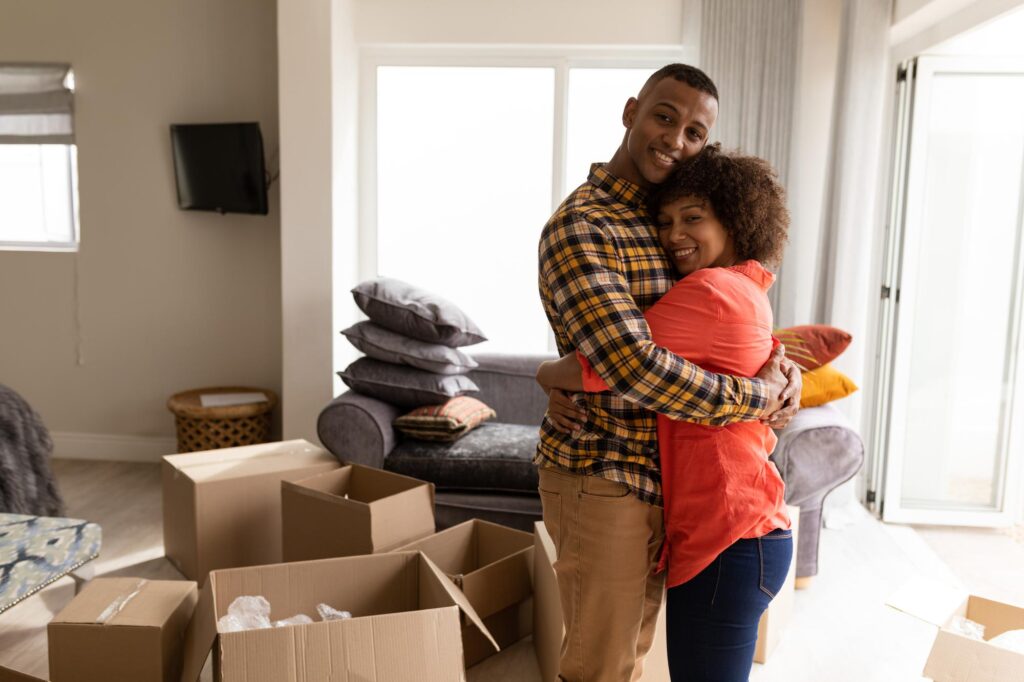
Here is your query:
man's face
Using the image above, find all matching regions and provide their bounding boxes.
[621,79,718,186]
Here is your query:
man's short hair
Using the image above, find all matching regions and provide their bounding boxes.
[640,64,718,102]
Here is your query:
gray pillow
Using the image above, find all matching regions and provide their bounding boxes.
[351,278,487,348]
[342,321,479,375]
[339,357,479,408]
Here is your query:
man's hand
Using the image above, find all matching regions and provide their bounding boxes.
[545,389,587,435]
[755,345,801,430]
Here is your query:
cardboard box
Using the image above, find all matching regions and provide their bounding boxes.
[395,519,534,666]
[281,464,435,562]
[47,578,197,682]
[888,581,1024,681]
[162,439,339,581]
[533,507,801,678]
[0,667,47,682]
[532,522,561,682]
[753,505,800,663]
[179,551,497,682]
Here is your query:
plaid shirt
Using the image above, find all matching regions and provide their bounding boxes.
[536,164,769,506]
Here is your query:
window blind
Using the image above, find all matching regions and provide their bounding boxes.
[0,63,74,144]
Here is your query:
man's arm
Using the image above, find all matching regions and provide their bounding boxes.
[541,213,771,425]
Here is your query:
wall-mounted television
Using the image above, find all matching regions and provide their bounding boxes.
[170,122,269,215]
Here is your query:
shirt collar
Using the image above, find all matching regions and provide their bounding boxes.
[727,259,776,292]
[588,163,647,208]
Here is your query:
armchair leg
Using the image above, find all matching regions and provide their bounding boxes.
[794,576,814,590]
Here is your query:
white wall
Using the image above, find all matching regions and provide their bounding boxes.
[354,0,686,44]
[0,0,281,461]
[891,0,1024,60]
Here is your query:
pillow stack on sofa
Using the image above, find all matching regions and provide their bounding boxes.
[339,278,495,441]
[774,324,858,407]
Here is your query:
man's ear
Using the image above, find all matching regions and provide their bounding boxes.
[622,97,638,128]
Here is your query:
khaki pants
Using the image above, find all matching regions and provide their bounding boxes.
[538,466,666,682]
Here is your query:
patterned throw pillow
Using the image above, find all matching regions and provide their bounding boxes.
[394,397,496,442]
[800,364,858,408]
[774,325,852,372]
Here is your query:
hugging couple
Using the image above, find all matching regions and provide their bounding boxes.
[534,63,802,682]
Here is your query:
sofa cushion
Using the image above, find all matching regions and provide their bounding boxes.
[384,422,540,493]
[339,358,479,408]
[394,396,496,442]
[351,278,487,348]
[342,321,480,375]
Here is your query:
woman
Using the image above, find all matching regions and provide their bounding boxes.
[536,144,793,681]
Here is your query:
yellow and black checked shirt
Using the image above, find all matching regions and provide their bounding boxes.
[536,164,769,507]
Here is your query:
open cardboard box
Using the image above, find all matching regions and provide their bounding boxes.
[887,580,1024,681]
[162,439,339,581]
[180,551,497,682]
[281,464,435,562]
[394,519,534,666]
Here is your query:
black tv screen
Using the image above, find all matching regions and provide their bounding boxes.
[170,122,268,215]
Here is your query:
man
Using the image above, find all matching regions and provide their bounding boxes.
[536,64,800,682]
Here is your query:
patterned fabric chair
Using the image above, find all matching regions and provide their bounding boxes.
[0,514,102,613]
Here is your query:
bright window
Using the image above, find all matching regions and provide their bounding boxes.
[369,55,678,353]
[0,64,79,251]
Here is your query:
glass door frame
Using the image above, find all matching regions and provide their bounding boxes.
[877,55,1024,527]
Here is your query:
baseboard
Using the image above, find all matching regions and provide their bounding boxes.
[51,431,178,463]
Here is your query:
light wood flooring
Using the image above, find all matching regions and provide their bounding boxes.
[2,460,1021,681]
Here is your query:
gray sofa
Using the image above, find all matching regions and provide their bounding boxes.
[317,353,864,579]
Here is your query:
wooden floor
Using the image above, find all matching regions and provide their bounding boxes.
[1,460,1020,681]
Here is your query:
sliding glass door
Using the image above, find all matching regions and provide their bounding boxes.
[876,57,1024,526]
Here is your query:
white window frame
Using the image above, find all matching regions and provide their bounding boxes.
[0,143,80,252]
[358,45,697,285]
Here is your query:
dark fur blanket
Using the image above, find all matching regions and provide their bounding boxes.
[0,384,64,516]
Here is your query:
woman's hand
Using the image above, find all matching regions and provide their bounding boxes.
[545,389,587,435]
[756,345,801,429]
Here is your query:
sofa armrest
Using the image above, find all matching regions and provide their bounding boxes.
[317,391,403,469]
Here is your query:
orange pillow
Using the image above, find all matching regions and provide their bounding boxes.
[800,364,858,408]
[774,325,852,371]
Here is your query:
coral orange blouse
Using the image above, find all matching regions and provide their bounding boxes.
[579,260,791,588]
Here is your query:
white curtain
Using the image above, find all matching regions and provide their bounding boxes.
[0,63,74,144]
[699,0,802,313]
[814,0,893,435]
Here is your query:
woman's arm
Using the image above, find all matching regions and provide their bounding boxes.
[536,353,586,392]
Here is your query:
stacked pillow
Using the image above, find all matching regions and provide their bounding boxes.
[339,278,497,440]
[774,324,858,408]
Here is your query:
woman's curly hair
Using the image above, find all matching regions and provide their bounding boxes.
[647,144,789,267]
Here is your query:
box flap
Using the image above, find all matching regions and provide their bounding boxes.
[418,552,499,653]
[180,577,217,682]
[0,666,47,682]
[966,595,1024,639]
[163,440,334,483]
[885,579,968,628]
[924,628,1024,682]
[533,522,562,682]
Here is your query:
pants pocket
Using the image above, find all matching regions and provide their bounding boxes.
[539,488,561,552]
[757,535,793,600]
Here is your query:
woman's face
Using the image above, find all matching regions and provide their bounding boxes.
[656,195,736,277]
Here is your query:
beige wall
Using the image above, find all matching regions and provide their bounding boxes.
[0,0,281,457]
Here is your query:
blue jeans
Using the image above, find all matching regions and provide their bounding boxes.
[665,528,794,681]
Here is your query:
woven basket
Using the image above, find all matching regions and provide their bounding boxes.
[167,386,278,453]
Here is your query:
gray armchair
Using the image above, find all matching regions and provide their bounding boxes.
[316,353,864,579]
